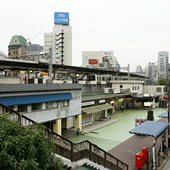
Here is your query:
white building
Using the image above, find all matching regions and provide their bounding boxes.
[44,12,72,65]
[147,62,158,83]
[111,80,144,94]
[158,51,169,79]
[82,51,119,69]
[136,65,143,73]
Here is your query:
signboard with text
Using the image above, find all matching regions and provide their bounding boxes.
[89,59,98,65]
[54,12,69,25]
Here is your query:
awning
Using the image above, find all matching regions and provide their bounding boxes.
[23,109,60,123]
[159,111,168,118]
[82,103,113,114]
[129,121,169,138]
[0,93,72,106]
[82,107,101,114]
[96,103,113,110]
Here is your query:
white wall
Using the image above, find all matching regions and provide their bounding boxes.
[111,80,144,94]
[53,25,72,65]
[0,77,21,84]
[143,85,165,96]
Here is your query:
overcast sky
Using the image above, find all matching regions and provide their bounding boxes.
[0,0,170,71]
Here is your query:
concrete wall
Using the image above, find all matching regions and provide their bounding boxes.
[0,77,21,84]
[111,80,144,94]
[143,85,165,96]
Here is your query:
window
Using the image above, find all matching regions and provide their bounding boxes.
[120,85,123,88]
[18,105,27,112]
[45,102,53,109]
[52,101,58,108]
[61,100,69,107]
[32,103,42,111]
[132,86,134,90]
[157,87,161,92]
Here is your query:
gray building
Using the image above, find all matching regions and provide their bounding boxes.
[158,51,169,79]
[147,62,157,83]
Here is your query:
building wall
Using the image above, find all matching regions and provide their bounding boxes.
[111,80,144,94]
[82,51,119,69]
[44,25,72,65]
[143,85,165,96]
[158,51,169,79]
[0,77,21,84]
[53,25,72,65]
[44,33,53,54]
[9,47,26,58]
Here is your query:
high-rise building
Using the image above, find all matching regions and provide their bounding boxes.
[147,62,157,83]
[44,12,72,65]
[158,51,169,79]
[82,51,119,69]
[136,65,142,73]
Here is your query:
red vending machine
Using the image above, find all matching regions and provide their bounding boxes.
[136,152,144,170]
[142,147,149,164]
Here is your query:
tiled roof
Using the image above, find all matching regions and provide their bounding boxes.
[9,35,27,47]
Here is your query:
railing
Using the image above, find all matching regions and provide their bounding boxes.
[0,103,129,170]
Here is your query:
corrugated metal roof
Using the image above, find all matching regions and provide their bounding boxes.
[0,84,82,95]
[129,121,169,138]
[159,111,168,118]
[0,93,72,106]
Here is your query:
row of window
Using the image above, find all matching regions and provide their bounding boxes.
[15,100,69,113]
[120,85,140,91]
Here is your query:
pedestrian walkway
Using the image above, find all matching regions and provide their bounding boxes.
[160,154,170,170]
[82,118,119,133]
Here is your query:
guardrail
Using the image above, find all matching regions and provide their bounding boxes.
[0,103,128,170]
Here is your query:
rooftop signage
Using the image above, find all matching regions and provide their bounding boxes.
[54,12,69,25]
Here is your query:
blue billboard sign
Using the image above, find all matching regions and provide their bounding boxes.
[54,12,69,25]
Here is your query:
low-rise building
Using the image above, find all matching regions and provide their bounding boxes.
[0,84,82,135]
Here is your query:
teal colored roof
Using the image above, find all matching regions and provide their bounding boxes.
[9,35,27,47]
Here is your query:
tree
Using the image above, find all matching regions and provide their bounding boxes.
[0,115,63,170]
[158,78,168,86]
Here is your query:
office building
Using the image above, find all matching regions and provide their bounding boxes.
[82,51,119,69]
[44,12,72,65]
[158,51,169,79]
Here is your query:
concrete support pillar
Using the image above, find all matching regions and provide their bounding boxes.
[74,114,82,131]
[104,109,107,118]
[152,98,156,109]
[0,105,3,114]
[42,103,46,110]
[13,105,18,111]
[27,105,32,113]
[53,119,62,135]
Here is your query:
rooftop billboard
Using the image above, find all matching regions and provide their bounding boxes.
[54,12,69,25]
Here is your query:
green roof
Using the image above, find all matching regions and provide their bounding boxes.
[9,35,27,47]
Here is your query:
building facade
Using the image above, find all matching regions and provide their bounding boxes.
[82,51,119,69]
[158,51,169,79]
[147,62,158,83]
[8,35,27,59]
[0,84,82,135]
[44,12,72,65]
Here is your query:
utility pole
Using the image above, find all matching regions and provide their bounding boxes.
[48,48,53,83]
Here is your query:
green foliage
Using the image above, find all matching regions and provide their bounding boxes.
[0,115,63,170]
[158,78,168,86]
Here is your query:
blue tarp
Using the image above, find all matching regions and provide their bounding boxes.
[159,111,168,118]
[0,93,72,106]
[129,121,169,138]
